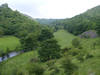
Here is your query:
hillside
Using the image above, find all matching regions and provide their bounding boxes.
[63,5,100,35]
[0,4,40,37]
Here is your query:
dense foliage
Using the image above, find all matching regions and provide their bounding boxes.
[0,3,39,37]
[38,39,61,62]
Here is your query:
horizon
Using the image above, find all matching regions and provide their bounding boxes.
[0,0,100,19]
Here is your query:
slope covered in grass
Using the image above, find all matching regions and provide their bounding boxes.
[54,30,76,49]
[0,51,38,75]
[0,36,21,53]
[77,57,100,75]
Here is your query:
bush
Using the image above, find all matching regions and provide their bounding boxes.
[27,63,45,75]
[61,56,78,75]
[72,38,81,48]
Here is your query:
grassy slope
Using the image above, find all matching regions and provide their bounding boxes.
[78,57,100,75]
[0,51,38,75]
[77,38,100,75]
[0,36,21,53]
[54,30,100,75]
[54,30,76,49]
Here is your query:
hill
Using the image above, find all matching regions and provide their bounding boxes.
[36,19,58,25]
[0,3,40,37]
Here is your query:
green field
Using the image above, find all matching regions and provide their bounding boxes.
[54,30,76,49]
[0,36,21,53]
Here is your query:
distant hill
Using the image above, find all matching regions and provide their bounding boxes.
[36,18,64,25]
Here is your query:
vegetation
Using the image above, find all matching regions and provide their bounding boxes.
[38,39,61,62]
[54,30,76,49]
[72,38,81,48]
[62,56,78,75]
[0,3,100,75]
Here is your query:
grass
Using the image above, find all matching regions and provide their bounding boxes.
[0,36,21,53]
[54,30,76,49]
[0,51,38,75]
[77,57,100,75]
[54,30,100,75]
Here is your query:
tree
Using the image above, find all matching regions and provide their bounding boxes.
[96,23,100,36]
[38,39,61,62]
[20,32,39,51]
[38,29,53,41]
[0,50,5,60]
[6,48,10,58]
[0,27,4,37]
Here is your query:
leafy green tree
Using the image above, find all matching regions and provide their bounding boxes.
[0,28,4,37]
[38,29,53,41]
[38,39,61,62]
[20,32,39,51]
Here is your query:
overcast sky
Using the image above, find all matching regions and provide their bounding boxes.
[0,0,100,19]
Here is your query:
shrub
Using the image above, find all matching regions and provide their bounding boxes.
[27,63,44,75]
[61,56,78,75]
[72,38,81,48]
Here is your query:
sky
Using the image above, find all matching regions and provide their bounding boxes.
[0,0,100,19]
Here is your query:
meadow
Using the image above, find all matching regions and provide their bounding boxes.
[54,30,76,49]
[0,36,21,53]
